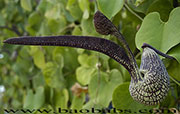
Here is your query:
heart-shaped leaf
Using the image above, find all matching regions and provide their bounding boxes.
[97,0,125,18]
[76,54,98,85]
[136,7,180,62]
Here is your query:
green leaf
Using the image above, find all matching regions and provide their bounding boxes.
[76,54,99,85]
[146,0,173,21]
[52,53,64,69]
[127,0,154,14]
[53,47,79,71]
[78,0,90,19]
[72,26,82,35]
[136,7,180,62]
[20,0,32,11]
[78,54,89,67]
[47,16,67,35]
[82,9,89,19]
[168,44,180,63]
[0,13,5,26]
[63,8,75,22]
[44,86,54,104]
[122,26,137,52]
[0,0,5,9]
[167,60,180,81]
[12,47,32,87]
[76,66,96,85]
[38,20,51,35]
[23,89,34,109]
[88,69,123,107]
[112,83,155,113]
[24,87,45,109]
[53,89,69,108]
[97,53,110,70]
[28,12,43,26]
[37,0,48,13]
[34,87,45,108]
[81,17,99,36]
[160,89,177,107]
[33,73,45,88]
[26,11,44,35]
[83,100,104,112]
[71,93,85,109]
[29,47,46,70]
[97,0,125,18]
[67,0,83,20]
[78,0,90,12]
[45,4,61,20]
[78,54,98,67]
[11,99,21,109]
[43,62,66,89]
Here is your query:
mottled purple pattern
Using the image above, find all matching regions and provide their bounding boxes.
[4,35,133,73]
[142,43,175,60]
[94,11,117,35]
[130,47,170,105]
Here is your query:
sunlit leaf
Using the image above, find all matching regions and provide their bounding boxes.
[53,89,69,108]
[78,0,90,19]
[43,62,66,89]
[29,47,46,70]
[71,93,85,109]
[72,26,82,35]
[81,17,99,36]
[136,7,180,62]
[24,87,45,109]
[97,0,125,18]
[76,66,96,85]
[67,0,83,20]
[45,4,61,20]
[20,0,32,11]
[78,54,98,67]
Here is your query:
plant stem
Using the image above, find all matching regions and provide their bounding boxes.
[112,31,142,82]
[0,25,21,36]
[170,76,180,86]
[124,3,143,21]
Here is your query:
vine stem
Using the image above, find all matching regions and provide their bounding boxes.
[0,25,21,36]
[95,52,101,104]
[170,76,180,86]
[113,31,142,82]
[124,3,143,21]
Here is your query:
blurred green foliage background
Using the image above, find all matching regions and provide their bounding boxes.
[0,0,180,114]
